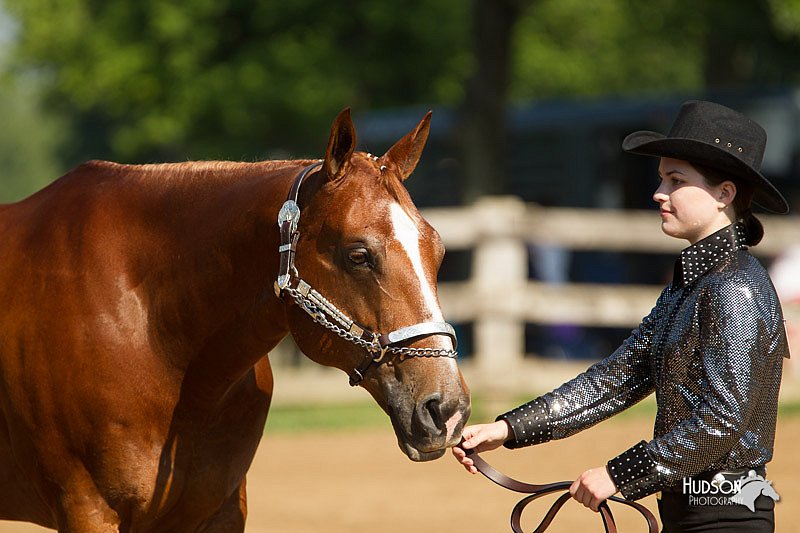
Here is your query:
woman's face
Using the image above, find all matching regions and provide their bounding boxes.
[653,157,735,244]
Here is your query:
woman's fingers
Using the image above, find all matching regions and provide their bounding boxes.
[451,443,478,474]
[570,467,617,512]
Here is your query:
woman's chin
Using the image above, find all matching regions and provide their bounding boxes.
[660,221,684,240]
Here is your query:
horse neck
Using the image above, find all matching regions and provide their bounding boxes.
[139,161,306,384]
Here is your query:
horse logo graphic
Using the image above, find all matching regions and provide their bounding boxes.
[728,471,780,512]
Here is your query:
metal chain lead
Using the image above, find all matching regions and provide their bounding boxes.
[286,286,458,360]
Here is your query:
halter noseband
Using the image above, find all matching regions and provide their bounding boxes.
[274,162,458,386]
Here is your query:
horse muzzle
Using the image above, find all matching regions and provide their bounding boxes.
[393,392,471,462]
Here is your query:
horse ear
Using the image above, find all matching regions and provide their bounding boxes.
[380,111,431,181]
[323,108,356,181]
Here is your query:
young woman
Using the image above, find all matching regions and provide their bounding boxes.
[453,100,790,532]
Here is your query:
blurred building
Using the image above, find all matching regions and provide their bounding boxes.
[357,88,800,211]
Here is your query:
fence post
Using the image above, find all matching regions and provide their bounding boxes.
[470,197,528,386]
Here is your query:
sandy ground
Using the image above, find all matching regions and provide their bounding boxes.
[3,413,799,533]
[5,362,800,532]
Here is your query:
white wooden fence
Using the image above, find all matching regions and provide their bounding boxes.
[270,196,800,396]
[425,196,800,383]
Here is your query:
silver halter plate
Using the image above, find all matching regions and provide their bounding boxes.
[274,162,458,386]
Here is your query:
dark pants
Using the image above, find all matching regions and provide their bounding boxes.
[658,491,775,532]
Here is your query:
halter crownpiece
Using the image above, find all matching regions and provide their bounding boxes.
[275,162,458,386]
[275,162,320,292]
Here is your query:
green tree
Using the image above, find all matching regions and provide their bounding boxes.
[511,0,800,100]
[459,0,533,201]
[4,0,800,202]
[511,0,704,100]
[2,0,469,165]
[0,5,66,203]
[457,0,800,200]
[0,79,67,202]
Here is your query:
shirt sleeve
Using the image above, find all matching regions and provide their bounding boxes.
[496,288,669,449]
[607,275,785,500]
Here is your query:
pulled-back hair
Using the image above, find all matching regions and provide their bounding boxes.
[690,162,764,246]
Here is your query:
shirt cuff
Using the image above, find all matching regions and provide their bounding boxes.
[495,397,553,449]
[606,441,661,500]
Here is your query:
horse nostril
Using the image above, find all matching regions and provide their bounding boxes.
[421,394,444,432]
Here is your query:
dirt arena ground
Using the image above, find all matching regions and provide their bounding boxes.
[4,361,800,532]
[3,413,799,532]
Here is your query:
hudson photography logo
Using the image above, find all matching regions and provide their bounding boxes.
[683,470,780,511]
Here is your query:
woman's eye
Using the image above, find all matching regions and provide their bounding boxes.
[347,249,370,265]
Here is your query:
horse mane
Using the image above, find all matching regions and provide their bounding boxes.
[80,158,419,215]
[81,159,297,180]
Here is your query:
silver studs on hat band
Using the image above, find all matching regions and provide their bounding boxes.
[711,137,744,153]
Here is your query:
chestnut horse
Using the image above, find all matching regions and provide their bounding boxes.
[0,109,471,531]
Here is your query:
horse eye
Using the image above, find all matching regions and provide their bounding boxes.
[347,249,370,265]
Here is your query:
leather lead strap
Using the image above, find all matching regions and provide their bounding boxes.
[462,442,659,533]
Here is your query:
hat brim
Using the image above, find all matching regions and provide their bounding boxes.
[623,131,789,214]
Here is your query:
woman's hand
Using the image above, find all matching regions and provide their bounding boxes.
[569,466,618,512]
[451,421,510,474]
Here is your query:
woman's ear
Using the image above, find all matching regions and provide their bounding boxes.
[718,180,737,208]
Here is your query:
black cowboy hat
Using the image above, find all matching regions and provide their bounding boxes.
[622,100,789,214]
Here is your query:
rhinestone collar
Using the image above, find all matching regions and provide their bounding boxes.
[673,222,748,287]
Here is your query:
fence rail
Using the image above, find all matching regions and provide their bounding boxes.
[270,197,800,392]
[425,197,800,379]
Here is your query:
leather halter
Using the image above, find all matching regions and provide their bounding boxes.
[274,162,458,386]
[463,442,659,533]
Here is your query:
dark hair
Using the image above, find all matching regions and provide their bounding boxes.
[690,162,763,246]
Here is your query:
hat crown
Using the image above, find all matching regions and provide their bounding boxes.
[667,100,766,170]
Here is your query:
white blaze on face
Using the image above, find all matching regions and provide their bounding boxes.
[389,202,444,324]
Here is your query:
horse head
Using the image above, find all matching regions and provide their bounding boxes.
[280,109,471,461]
[729,475,780,512]
[758,479,780,502]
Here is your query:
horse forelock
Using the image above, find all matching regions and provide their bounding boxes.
[382,173,417,214]
[341,152,414,213]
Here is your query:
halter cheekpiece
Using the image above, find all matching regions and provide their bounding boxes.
[274,162,458,386]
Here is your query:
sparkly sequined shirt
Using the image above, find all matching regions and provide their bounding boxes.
[498,222,788,500]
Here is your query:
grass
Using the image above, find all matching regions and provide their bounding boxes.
[263,396,800,434]
[778,400,800,417]
[265,402,393,433]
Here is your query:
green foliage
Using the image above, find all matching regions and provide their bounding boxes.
[769,0,800,36]
[512,0,699,99]
[0,79,67,203]
[511,0,800,100]
[3,0,800,178]
[2,0,469,164]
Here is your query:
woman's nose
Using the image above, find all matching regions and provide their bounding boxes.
[652,185,668,204]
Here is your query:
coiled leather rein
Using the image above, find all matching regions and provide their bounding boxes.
[462,442,659,533]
